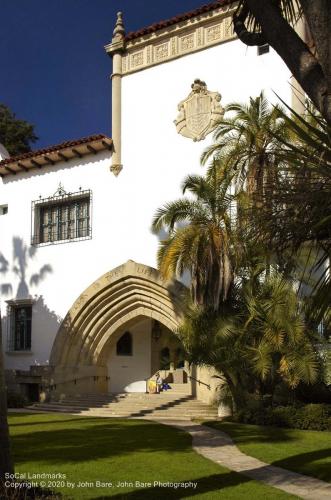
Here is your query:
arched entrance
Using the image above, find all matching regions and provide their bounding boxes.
[49,260,187,395]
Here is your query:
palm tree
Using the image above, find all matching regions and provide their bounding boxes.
[251,100,331,324]
[179,271,320,410]
[242,273,319,390]
[201,91,288,205]
[151,162,236,311]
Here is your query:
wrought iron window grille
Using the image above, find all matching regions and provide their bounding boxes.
[31,188,92,246]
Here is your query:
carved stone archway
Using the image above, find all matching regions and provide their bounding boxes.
[49,260,186,394]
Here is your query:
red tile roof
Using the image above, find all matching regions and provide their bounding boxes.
[125,0,234,41]
[0,134,110,166]
[0,134,113,177]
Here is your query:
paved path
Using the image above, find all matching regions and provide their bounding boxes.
[160,420,331,500]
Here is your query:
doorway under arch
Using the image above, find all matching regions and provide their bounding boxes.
[49,260,187,395]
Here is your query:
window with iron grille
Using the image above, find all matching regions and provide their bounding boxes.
[7,303,32,351]
[31,189,92,245]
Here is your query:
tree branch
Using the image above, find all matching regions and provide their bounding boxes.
[233,3,267,46]
[241,0,330,123]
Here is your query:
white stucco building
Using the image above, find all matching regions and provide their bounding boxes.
[0,1,293,403]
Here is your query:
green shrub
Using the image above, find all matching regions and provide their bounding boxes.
[235,404,331,431]
[300,404,331,430]
[6,391,28,408]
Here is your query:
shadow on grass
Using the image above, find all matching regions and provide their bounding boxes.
[272,449,331,483]
[11,420,192,465]
[9,416,106,427]
[91,472,252,499]
[203,421,296,445]
[203,420,331,483]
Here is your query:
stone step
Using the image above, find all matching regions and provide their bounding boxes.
[58,393,193,401]
[46,406,212,413]
[27,408,217,421]
[68,389,193,401]
[52,398,203,408]
[55,398,194,406]
[54,398,197,405]
[35,401,215,410]
[29,406,218,419]
[29,403,217,416]
[29,389,217,421]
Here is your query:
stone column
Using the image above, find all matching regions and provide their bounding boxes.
[105,12,126,176]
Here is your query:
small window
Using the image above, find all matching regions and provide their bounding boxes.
[0,204,8,215]
[32,189,92,245]
[175,347,185,369]
[116,331,132,356]
[160,347,170,370]
[257,44,270,56]
[7,303,32,351]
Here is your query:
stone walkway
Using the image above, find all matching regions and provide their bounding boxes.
[160,421,331,500]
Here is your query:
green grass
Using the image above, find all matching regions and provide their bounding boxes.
[205,421,331,483]
[8,413,297,499]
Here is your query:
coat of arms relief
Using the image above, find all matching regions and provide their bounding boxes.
[174,79,224,141]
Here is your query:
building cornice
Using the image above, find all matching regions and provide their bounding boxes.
[105,1,237,76]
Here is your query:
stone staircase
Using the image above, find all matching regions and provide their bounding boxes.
[28,386,218,421]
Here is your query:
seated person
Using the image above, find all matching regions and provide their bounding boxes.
[156,372,163,393]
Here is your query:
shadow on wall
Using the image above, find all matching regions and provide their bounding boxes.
[0,236,52,299]
[0,236,61,361]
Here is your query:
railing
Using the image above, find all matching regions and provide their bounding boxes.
[42,374,110,392]
[187,374,211,390]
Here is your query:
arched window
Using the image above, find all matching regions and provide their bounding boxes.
[175,347,185,369]
[116,331,132,356]
[160,347,170,370]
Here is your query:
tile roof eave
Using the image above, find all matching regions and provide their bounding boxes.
[0,134,113,177]
[125,0,234,42]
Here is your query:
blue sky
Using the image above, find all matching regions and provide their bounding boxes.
[0,0,211,149]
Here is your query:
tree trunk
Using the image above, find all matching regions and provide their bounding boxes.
[235,0,330,123]
[300,0,331,121]
[0,307,14,481]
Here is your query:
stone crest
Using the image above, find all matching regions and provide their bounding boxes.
[174,79,224,141]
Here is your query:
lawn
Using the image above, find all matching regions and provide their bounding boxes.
[205,421,331,483]
[7,413,296,499]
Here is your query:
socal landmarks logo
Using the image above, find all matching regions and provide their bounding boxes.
[174,79,224,141]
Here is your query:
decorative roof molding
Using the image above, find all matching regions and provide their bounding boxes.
[113,11,125,40]
[125,0,234,41]
[105,0,237,76]
[0,134,113,178]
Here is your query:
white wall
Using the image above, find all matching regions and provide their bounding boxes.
[107,318,151,393]
[0,37,292,372]
[121,39,292,223]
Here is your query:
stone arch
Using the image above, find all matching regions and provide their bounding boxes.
[50,260,186,369]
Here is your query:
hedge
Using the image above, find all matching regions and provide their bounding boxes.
[235,403,331,431]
